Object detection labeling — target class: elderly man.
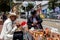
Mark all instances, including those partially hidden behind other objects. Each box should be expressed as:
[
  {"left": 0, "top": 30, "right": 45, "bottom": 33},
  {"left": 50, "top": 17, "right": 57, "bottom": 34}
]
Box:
[{"left": 0, "top": 13, "right": 18, "bottom": 40}]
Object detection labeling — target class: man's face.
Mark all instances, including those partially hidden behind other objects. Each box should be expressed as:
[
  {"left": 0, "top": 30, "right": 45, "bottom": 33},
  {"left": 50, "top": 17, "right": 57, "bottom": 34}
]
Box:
[{"left": 10, "top": 16, "right": 17, "bottom": 21}]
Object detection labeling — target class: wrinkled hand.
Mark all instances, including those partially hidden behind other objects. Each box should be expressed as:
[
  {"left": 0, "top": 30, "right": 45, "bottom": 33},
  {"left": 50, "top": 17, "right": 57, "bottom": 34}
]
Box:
[
  {"left": 15, "top": 21, "right": 20, "bottom": 28},
  {"left": 15, "top": 22, "right": 19, "bottom": 25},
  {"left": 31, "top": 24, "right": 34, "bottom": 26},
  {"left": 32, "top": 23, "right": 36, "bottom": 26}
]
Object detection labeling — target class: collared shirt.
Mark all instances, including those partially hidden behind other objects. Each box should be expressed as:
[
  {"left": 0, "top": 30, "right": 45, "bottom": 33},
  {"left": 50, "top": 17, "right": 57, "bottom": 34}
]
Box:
[
  {"left": 33, "top": 17, "right": 37, "bottom": 23},
  {"left": 0, "top": 18, "right": 17, "bottom": 40}
]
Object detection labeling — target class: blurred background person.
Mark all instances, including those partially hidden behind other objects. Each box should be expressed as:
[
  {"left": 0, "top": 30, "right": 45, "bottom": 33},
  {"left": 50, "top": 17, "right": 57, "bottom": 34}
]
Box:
[
  {"left": 27, "top": 10, "right": 43, "bottom": 29},
  {"left": 1, "top": 12, "right": 7, "bottom": 22},
  {"left": 55, "top": 6, "right": 60, "bottom": 14},
  {"left": 11, "top": 5, "right": 19, "bottom": 15}
]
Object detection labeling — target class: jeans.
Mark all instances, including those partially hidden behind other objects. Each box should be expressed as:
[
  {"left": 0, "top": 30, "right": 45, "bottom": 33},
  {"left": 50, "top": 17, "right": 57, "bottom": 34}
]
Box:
[{"left": 23, "top": 32, "right": 34, "bottom": 40}]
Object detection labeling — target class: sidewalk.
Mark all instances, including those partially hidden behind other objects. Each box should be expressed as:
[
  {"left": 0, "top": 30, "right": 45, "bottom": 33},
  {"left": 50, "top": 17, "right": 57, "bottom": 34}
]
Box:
[
  {"left": 43, "top": 18, "right": 60, "bottom": 23},
  {"left": 42, "top": 19, "right": 60, "bottom": 33},
  {"left": 42, "top": 19, "right": 60, "bottom": 28}
]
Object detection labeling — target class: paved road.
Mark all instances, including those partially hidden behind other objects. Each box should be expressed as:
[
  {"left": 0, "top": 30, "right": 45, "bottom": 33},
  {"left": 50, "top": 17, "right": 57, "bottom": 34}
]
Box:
[
  {"left": 42, "top": 19, "right": 60, "bottom": 34},
  {"left": 42, "top": 21, "right": 60, "bottom": 34}
]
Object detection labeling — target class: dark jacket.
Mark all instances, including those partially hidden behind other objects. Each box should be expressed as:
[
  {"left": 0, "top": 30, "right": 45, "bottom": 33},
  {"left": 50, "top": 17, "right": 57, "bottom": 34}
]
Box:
[
  {"left": 2, "top": 14, "right": 7, "bottom": 22},
  {"left": 27, "top": 15, "right": 43, "bottom": 29}
]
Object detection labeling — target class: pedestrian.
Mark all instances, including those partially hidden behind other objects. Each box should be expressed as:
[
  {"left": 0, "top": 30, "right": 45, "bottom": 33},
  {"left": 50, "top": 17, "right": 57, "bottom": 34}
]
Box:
[
  {"left": 27, "top": 10, "right": 43, "bottom": 29},
  {"left": 1, "top": 12, "right": 7, "bottom": 22},
  {"left": 11, "top": 5, "right": 19, "bottom": 15},
  {"left": 0, "top": 13, "right": 18, "bottom": 40},
  {"left": 55, "top": 6, "right": 60, "bottom": 14}
]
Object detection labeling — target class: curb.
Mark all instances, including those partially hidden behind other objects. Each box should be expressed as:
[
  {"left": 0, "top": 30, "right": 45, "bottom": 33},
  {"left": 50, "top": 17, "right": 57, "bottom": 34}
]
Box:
[{"left": 43, "top": 19, "right": 60, "bottom": 23}]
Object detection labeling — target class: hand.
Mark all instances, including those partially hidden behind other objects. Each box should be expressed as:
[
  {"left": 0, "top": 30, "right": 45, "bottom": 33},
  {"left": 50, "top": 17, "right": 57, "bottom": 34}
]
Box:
[
  {"left": 32, "top": 23, "right": 37, "bottom": 26},
  {"left": 15, "top": 22, "right": 19, "bottom": 25},
  {"left": 33, "top": 21, "right": 38, "bottom": 24},
  {"left": 31, "top": 24, "right": 34, "bottom": 26},
  {"left": 15, "top": 22, "right": 20, "bottom": 27}
]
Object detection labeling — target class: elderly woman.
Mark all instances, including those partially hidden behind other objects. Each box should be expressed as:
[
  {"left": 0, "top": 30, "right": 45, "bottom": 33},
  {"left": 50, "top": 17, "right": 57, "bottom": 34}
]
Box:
[{"left": 0, "top": 13, "right": 18, "bottom": 40}]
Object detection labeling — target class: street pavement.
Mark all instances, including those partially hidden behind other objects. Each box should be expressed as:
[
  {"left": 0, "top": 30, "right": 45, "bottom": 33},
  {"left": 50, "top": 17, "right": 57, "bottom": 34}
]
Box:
[{"left": 42, "top": 20, "right": 60, "bottom": 34}]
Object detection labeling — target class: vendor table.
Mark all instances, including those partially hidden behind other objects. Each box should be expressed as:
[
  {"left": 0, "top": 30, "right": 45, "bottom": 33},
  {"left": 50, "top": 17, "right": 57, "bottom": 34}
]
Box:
[{"left": 29, "top": 29, "right": 60, "bottom": 40}]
